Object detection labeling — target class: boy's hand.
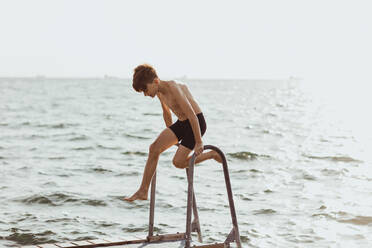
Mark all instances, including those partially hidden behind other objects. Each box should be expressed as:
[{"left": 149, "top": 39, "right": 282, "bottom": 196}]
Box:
[{"left": 194, "top": 142, "right": 204, "bottom": 156}]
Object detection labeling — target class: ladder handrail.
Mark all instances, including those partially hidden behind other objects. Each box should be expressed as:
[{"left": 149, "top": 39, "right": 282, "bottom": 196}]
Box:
[
  {"left": 185, "top": 145, "right": 242, "bottom": 248},
  {"left": 147, "top": 145, "right": 242, "bottom": 248},
  {"left": 148, "top": 171, "right": 156, "bottom": 237}
]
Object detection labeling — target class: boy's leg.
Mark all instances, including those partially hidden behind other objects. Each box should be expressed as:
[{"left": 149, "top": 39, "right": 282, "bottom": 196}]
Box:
[
  {"left": 124, "top": 128, "right": 178, "bottom": 202},
  {"left": 172, "top": 145, "right": 222, "bottom": 169}
]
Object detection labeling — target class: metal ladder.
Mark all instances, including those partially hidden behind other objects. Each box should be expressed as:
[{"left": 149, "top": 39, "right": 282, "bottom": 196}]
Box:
[{"left": 147, "top": 145, "right": 242, "bottom": 248}]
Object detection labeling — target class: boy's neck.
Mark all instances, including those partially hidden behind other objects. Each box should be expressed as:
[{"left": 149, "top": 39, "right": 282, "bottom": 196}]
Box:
[{"left": 157, "top": 80, "right": 167, "bottom": 94}]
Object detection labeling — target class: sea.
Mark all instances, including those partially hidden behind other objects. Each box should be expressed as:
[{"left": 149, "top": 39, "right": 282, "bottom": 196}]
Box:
[{"left": 0, "top": 77, "right": 371, "bottom": 248}]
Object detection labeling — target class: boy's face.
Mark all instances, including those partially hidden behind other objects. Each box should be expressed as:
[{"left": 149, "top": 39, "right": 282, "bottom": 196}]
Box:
[{"left": 142, "top": 79, "right": 157, "bottom": 98}]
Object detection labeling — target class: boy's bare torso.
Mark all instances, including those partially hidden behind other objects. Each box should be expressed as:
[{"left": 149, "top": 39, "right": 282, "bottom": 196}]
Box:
[{"left": 157, "top": 81, "right": 201, "bottom": 121}]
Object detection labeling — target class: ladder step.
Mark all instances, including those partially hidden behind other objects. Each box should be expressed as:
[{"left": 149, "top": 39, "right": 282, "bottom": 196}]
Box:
[
  {"left": 147, "top": 233, "right": 186, "bottom": 243},
  {"left": 192, "top": 243, "right": 226, "bottom": 248}
]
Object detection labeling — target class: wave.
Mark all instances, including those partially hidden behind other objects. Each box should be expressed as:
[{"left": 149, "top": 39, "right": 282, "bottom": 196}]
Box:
[
  {"left": 143, "top": 113, "right": 161, "bottom": 116},
  {"left": 57, "top": 173, "right": 74, "bottom": 178},
  {"left": 68, "top": 135, "right": 89, "bottom": 141},
  {"left": 339, "top": 216, "right": 372, "bottom": 226},
  {"left": 90, "top": 167, "right": 113, "bottom": 173},
  {"left": 27, "top": 134, "right": 49, "bottom": 140},
  {"left": 313, "top": 211, "right": 372, "bottom": 226},
  {"left": 122, "top": 226, "right": 148, "bottom": 233},
  {"left": 81, "top": 199, "right": 107, "bottom": 207},
  {"left": 4, "top": 230, "right": 57, "bottom": 246},
  {"left": 97, "top": 144, "right": 121, "bottom": 150},
  {"left": 36, "top": 123, "right": 79, "bottom": 129},
  {"left": 122, "top": 151, "right": 148, "bottom": 157},
  {"left": 304, "top": 154, "right": 362, "bottom": 163},
  {"left": 14, "top": 213, "right": 38, "bottom": 222},
  {"left": 28, "top": 193, "right": 72, "bottom": 205},
  {"left": 21, "top": 121, "right": 31, "bottom": 126},
  {"left": 240, "top": 235, "right": 249, "bottom": 243},
  {"left": 124, "top": 134, "right": 151, "bottom": 140},
  {"left": 71, "top": 146, "right": 95, "bottom": 151},
  {"left": 321, "top": 169, "right": 344, "bottom": 176},
  {"left": 236, "top": 193, "right": 252, "bottom": 201},
  {"left": 42, "top": 182, "right": 58, "bottom": 187},
  {"left": 16, "top": 193, "right": 108, "bottom": 207},
  {"left": 115, "top": 171, "right": 140, "bottom": 177},
  {"left": 227, "top": 151, "right": 271, "bottom": 160},
  {"left": 20, "top": 195, "right": 57, "bottom": 206},
  {"left": 253, "top": 209, "right": 277, "bottom": 215},
  {"left": 92, "top": 220, "right": 120, "bottom": 228},
  {"left": 48, "top": 157, "right": 66, "bottom": 160},
  {"left": 302, "top": 172, "right": 317, "bottom": 181},
  {"left": 45, "top": 217, "right": 78, "bottom": 223}
]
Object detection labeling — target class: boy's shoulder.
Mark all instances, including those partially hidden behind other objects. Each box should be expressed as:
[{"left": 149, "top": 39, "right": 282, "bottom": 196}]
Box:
[
  {"left": 172, "top": 80, "right": 189, "bottom": 90},
  {"left": 166, "top": 80, "right": 185, "bottom": 91}
]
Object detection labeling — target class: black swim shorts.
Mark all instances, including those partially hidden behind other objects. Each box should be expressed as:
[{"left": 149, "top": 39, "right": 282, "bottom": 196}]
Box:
[{"left": 169, "top": 113, "right": 207, "bottom": 150}]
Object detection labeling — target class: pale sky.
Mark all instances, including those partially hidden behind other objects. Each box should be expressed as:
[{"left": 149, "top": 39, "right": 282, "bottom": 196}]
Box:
[{"left": 0, "top": 0, "right": 371, "bottom": 83}]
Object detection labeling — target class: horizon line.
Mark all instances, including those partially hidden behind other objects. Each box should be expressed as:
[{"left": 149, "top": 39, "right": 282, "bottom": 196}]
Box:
[{"left": 0, "top": 75, "right": 302, "bottom": 81}]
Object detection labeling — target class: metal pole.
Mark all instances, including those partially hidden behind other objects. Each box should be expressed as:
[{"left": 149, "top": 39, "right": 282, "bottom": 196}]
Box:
[
  {"left": 186, "top": 168, "right": 202, "bottom": 243},
  {"left": 185, "top": 154, "right": 196, "bottom": 248},
  {"left": 148, "top": 171, "right": 157, "bottom": 238},
  {"left": 204, "top": 145, "right": 242, "bottom": 248},
  {"left": 192, "top": 191, "right": 202, "bottom": 242}
]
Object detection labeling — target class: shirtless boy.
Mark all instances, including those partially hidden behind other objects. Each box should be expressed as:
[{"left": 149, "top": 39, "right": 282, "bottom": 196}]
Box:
[{"left": 124, "top": 64, "right": 221, "bottom": 202}]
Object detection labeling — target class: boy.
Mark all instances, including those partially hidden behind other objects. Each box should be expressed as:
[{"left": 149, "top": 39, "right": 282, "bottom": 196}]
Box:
[{"left": 124, "top": 64, "right": 221, "bottom": 202}]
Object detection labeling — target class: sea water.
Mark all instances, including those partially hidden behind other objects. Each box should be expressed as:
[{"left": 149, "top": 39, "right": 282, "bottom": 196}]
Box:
[{"left": 0, "top": 78, "right": 371, "bottom": 247}]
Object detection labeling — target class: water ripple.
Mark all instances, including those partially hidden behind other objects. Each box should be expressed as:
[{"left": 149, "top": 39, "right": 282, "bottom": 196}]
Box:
[
  {"left": 36, "top": 123, "right": 79, "bottom": 129},
  {"left": 253, "top": 209, "right": 277, "bottom": 215},
  {"left": 4, "top": 230, "right": 57, "bottom": 246},
  {"left": 15, "top": 193, "right": 108, "bottom": 207},
  {"left": 124, "top": 134, "right": 150, "bottom": 140},
  {"left": 304, "top": 154, "right": 362, "bottom": 163},
  {"left": 122, "top": 151, "right": 148, "bottom": 156},
  {"left": 68, "top": 135, "right": 89, "bottom": 141},
  {"left": 97, "top": 145, "right": 121, "bottom": 150},
  {"left": 339, "top": 216, "right": 372, "bottom": 226},
  {"left": 227, "top": 151, "right": 271, "bottom": 160},
  {"left": 71, "top": 146, "right": 95, "bottom": 151}
]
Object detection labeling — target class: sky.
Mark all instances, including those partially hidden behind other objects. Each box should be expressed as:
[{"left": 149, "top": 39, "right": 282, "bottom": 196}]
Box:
[{"left": 0, "top": 0, "right": 371, "bottom": 83}]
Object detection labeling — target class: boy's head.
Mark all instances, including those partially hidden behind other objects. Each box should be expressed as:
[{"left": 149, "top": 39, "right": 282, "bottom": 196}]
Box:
[{"left": 132, "top": 64, "right": 158, "bottom": 96}]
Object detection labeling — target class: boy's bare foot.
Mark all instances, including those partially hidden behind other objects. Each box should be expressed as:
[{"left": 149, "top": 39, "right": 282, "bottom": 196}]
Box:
[
  {"left": 123, "top": 190, "right": 148, "bottom": 202},
  {"left": 212, "top": 151, "right": 223, "bottom": 163}
]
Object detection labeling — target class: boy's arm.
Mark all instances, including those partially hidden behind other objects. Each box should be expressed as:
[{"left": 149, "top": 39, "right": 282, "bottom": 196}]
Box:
[
  {"left": 172, "top": 86, "right": 203, "bottom": 155},
  {"left": 159, "top": 97, "right": 172, "bottom": 127}
]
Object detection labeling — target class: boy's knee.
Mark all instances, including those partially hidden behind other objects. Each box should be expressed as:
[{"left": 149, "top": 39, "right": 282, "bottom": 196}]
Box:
[
  {"left": 172, "top": 157, "right": 186, "bottom": 169},
  {"left": 149, "top": 142, "right": 161, "bottom": 156}
]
